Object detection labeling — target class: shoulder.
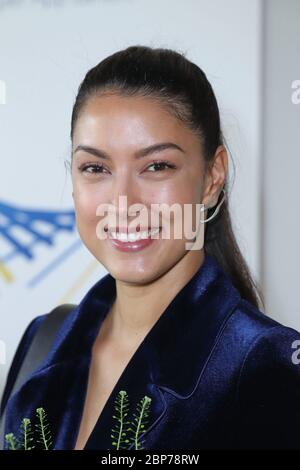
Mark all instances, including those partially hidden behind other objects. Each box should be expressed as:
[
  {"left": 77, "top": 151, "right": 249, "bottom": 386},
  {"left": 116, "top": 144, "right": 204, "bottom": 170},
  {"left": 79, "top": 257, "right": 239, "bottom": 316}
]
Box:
[
  {"left": 0, "top": 314, "right": 47, "bottom": 415},
  {"left": 225, "top": 297, "right": 300, "bottom": 349},
  {"left": 228, "top": 299, "right": 300, "bottom": 448},
  {"left": 228, "top": 298, "right": 300, "bottom": 395}
]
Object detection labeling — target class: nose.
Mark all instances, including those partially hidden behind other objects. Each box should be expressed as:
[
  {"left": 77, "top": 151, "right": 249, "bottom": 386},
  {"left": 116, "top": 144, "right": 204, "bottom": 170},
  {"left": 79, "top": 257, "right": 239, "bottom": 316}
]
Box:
[{"left": 110, "top": 172, "right": 144, "bottom": 223}]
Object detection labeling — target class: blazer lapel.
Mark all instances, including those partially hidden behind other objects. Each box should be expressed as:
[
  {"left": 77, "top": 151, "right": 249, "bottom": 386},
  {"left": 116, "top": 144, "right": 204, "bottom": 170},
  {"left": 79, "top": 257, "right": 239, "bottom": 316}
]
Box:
[
  {"left": 4, "top": 271, "right": 116, "bottom": 450},
  {"left": 4, "top": 254, "right": 242, "bottom": 450},
  {"left": 84, "top": 254, "right": 242, "bottom": 450}
]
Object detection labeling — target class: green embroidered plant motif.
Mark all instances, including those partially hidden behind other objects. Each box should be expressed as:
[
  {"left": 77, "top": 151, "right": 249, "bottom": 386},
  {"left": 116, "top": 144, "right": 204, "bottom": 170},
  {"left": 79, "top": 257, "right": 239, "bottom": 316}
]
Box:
[
  {"left": 20, "top": 418, "right": 35, "bottom": 450},
  {"left": 5, "top": 407, "right": 53, "bottom": 450},
  {"left": 111, "top": 390, "right": 152, "bottom": 450},
  {"left": 35, "top": 407, "right": 53, "bottom": 450},
  {"left": 5, "top": 391, "right": 152, "bottom": 450},
  {"left": 5, "top": 433, "right": 19, "bottom": 450}
]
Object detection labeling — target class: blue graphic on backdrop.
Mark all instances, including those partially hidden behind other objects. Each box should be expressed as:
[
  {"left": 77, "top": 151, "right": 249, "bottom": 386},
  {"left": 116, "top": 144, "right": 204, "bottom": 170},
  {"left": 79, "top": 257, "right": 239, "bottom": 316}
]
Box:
[{"left": 0, "top": 200, "right": 80, "bottom": 287}]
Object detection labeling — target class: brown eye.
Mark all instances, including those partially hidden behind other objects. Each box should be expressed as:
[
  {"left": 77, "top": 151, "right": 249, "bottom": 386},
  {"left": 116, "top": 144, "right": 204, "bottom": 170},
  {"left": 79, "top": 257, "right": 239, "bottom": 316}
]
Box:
[
  {"left": 79, "top": 164, "right": 108, "bottom": 174},
  {"left": 146, "top": 161, "right": 176, "bottom": 172}
]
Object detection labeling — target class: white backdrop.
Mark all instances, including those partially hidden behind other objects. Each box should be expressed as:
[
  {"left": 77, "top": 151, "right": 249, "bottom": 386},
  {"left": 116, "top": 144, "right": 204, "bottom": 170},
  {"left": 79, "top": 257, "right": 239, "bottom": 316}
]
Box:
[{"left": 0, "top": 0, "right": 262, "bottom": 394}]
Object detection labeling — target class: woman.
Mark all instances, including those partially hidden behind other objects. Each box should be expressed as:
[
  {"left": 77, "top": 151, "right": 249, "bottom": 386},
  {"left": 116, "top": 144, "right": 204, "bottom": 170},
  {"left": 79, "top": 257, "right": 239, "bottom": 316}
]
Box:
[{"left": 1, "top": 45, "right": 300, "bottom": 450}]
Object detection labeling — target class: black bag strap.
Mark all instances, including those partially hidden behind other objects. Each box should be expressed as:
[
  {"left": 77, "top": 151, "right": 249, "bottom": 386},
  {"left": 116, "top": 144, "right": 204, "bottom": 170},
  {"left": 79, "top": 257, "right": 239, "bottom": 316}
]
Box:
[{"left": 0, "top": 303, "right": 76, "bottom": 450}]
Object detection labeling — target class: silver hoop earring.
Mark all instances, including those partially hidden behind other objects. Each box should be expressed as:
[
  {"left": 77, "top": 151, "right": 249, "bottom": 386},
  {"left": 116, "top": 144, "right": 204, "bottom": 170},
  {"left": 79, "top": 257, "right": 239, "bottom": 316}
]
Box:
[{"left": 200, "top": 188, "right": 226, "bottom": 223}]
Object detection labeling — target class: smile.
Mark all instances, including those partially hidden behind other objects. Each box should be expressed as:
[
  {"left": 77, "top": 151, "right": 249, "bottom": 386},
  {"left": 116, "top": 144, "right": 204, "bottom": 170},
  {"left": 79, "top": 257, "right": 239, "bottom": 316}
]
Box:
[
  {"left": 106, "top": 227, "right": 162, "bottom": 253},
  {"left": 108, "top": 227, "right": 160, "bottom": 242}
]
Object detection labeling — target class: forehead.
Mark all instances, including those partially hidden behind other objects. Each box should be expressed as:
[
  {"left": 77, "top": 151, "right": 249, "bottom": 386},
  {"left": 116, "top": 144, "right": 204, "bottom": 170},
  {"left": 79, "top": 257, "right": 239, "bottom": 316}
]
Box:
[{"left": 72, "top": 93, "right": 201, "bottom": 152}]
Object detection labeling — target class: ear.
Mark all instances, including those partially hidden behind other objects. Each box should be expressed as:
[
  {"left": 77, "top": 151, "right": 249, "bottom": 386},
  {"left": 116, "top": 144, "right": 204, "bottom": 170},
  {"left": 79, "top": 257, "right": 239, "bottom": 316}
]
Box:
[{"left": 201, "top": 145, "right": 228, "bottom": 207}]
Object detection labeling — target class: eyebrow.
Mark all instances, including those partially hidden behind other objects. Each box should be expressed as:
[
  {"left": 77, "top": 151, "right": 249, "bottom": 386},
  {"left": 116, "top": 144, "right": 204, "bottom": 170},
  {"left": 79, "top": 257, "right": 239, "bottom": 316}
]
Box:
[{"left": 73, "top": 142, "right": 185, "bottom": 160}]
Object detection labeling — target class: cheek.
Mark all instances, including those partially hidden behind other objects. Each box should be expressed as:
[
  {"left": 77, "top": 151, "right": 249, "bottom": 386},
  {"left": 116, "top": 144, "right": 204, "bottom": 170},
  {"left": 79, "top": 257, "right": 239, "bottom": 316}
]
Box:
[
  {"left": 73, "top": 188, "right": 105, "bottom": 226},
  {"left": 149, "top": 180, "right": 200, "bottom": 207},
  {"left": 149, "top": 181, "right": 202, "bottom": 235}
]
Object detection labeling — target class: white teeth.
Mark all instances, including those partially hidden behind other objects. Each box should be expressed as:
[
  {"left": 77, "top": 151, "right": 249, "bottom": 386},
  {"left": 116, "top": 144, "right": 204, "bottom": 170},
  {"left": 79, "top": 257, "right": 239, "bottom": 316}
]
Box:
[{"left": 109, "top": 227, "right": 160, "bottom": 242}]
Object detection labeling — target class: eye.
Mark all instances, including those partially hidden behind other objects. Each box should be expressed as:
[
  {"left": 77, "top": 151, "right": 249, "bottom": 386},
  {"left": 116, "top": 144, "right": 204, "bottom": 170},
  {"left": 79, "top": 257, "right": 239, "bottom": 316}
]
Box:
[
  {"left": 79, "top": 163, "right": 108, "bottom": 174},
  {"left": 146, "top": 161, "right": 176, "bottom": 172},
  {"left": 78, "top": 160, "right": 176, "bottom": 176}
]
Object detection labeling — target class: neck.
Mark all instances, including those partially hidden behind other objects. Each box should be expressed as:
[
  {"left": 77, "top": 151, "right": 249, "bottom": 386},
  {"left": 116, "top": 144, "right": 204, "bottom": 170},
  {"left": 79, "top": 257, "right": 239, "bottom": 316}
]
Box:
[{"left": 103, "top": 249, "right": 205, "bottom": 349}]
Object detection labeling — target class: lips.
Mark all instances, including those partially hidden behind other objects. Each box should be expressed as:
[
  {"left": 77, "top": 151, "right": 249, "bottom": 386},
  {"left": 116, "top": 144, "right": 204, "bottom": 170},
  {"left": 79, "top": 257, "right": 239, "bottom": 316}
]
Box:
[
  {"left": 106, "top": 227, "right": 162, "bottom": 252},
  {"left": 108, "top": 227, "right": 160, "bottom": 240}
]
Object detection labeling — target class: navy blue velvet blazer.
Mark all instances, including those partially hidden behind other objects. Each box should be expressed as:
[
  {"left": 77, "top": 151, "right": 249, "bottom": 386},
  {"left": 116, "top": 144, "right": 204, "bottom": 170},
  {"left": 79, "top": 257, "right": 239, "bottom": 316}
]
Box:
[{"left": 2, "top": 254, "right": 300, "bottom": 450}]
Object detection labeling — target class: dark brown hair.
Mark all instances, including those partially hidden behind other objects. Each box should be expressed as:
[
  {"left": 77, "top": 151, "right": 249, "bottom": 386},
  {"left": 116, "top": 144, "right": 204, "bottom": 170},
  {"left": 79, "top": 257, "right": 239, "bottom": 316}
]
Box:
[{"left": 70, "top": 45, "right": 265, "bottom": 311}]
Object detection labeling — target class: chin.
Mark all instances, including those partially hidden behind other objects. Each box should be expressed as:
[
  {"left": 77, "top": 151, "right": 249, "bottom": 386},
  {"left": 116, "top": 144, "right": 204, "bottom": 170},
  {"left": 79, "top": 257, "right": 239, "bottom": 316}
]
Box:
[{"left": 106, "top": 262, "right": 162, "bottom": 286}]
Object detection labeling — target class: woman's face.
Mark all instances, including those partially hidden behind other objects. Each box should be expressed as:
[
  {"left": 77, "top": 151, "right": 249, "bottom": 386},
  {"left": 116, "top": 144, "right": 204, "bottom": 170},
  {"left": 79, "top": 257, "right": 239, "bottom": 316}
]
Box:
[{"left": 71, "top": 93, "right": 216, "bottom": 284}]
